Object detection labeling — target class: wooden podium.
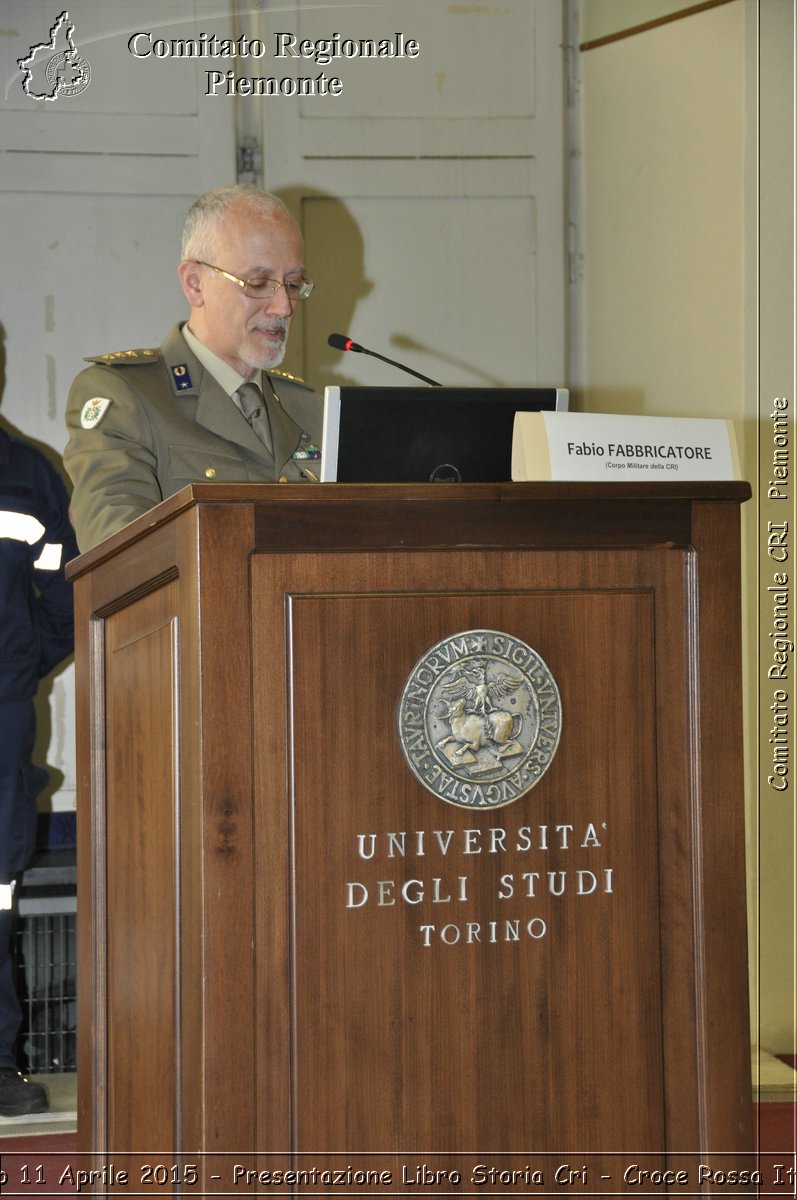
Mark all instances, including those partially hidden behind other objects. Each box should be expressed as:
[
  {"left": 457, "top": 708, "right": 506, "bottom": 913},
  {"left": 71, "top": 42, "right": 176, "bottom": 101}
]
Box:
[{"left": 69, "top": 482, "right": 755, "bottom": 1193}]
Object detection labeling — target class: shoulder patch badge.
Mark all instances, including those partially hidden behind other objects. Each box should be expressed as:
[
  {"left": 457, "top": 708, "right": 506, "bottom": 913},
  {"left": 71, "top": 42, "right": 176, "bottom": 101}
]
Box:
[{"left": 80, "top": 397, "right": 112, "bottom": 429}]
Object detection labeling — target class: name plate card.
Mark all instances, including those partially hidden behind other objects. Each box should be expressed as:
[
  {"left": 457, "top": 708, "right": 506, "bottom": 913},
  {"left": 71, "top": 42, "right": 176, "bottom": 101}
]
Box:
[{"left": 512, "top": 411, "right": 740, "bottom": 482}]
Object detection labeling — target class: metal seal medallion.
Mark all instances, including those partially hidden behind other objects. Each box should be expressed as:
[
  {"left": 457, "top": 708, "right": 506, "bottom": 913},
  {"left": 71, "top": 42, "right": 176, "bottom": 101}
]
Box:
[{"left": 397, "top": 630, "right": 562, "bottom": 810}]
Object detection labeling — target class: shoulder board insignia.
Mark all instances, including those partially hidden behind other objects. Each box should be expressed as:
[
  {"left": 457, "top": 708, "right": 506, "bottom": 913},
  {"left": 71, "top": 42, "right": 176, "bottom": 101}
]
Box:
[
  {"left": 269, "top": 367, "right": 305, "bottom": 384},
  {"left": 85, "top": 348, "right": 158, "bottom": 365}
]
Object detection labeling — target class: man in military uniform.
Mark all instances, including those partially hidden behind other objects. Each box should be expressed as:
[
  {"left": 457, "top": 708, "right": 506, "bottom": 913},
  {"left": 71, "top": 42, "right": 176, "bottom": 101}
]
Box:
[{"left": 64, "top": 184, "right": 322, "bottom": 552}]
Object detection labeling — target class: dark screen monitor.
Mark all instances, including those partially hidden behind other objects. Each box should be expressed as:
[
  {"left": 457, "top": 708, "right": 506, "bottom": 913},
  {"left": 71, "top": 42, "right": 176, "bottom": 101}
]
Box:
[{"left": 320, "top": 385, "right": 569, "bottom": 483}]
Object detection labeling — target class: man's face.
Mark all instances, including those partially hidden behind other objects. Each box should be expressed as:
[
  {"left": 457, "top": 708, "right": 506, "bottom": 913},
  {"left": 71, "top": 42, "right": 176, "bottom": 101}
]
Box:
[{"left": 182, "top": 203, "right": 306, "bottom": 377}]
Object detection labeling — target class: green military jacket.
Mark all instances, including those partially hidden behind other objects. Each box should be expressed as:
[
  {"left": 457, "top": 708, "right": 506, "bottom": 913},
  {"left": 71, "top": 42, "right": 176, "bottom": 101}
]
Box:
[{"left": 64, "top": 323, "right": 322, "bottom": 551}]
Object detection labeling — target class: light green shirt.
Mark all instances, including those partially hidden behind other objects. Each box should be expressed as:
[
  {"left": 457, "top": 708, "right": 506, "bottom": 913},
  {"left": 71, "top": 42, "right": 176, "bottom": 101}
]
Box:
[{"left": 182, "top": 324, "right": 253, "bottom": 415}]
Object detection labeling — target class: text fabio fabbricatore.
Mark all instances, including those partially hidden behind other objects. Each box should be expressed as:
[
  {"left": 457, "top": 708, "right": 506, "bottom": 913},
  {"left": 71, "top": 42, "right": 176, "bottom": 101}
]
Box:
[{"left": 128, "top": 31, "right": 420, "bottom": 96}]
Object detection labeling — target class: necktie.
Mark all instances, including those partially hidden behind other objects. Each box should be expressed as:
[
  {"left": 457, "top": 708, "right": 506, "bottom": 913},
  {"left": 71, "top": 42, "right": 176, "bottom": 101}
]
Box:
[{"left": 237, "top": 380, "right": 273, "bottom": 453}]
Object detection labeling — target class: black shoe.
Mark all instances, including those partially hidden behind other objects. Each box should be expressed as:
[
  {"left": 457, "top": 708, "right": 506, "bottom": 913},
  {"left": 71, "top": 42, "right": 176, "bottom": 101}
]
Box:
[{"left": 0, "top": 1068, "right": 49, "bottom": 1117}]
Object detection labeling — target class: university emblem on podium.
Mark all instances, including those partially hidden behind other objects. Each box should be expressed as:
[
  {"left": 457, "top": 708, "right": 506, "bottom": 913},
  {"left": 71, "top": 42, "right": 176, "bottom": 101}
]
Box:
[{"left": 397, "top": 630, "right": 562, "bottom": 809}]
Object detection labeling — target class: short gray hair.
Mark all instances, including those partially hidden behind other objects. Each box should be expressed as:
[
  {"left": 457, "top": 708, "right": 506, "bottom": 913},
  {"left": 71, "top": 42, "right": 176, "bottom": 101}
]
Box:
[{"left": 181, "top": 184, "right": 294, "bottom": 261}]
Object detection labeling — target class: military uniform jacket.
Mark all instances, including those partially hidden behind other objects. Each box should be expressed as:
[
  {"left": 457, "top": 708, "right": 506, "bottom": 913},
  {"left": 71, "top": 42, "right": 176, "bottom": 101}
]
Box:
[{"left": 64, "top": 323, "right": 323, "bottom": 552}]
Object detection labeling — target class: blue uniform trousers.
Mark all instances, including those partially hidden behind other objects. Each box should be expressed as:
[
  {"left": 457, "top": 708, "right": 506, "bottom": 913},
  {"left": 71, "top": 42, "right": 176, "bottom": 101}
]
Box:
[{"left": 0, "top": 699, "right": 47, "bottom": 1069}]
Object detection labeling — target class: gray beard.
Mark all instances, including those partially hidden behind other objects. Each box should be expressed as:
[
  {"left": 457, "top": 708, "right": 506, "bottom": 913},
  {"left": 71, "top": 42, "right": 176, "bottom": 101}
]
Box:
[
  {"left": 243, "top": 321, "right": 289, "bottom": 371},
  {"left": 246, "top": 343, "right": 286, "bottom": 370}
]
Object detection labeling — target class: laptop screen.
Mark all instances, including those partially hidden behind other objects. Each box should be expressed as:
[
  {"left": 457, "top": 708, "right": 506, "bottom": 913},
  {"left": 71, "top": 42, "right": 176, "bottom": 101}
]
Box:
[{"left": 321, "top": 386, "right": 568, "bottom": 483}]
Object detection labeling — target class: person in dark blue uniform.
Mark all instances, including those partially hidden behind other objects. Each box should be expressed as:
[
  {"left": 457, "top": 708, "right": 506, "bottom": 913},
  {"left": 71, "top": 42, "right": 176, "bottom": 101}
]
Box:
[{"left": 0, "top": 425, "right": 78, "bottom": 1117}]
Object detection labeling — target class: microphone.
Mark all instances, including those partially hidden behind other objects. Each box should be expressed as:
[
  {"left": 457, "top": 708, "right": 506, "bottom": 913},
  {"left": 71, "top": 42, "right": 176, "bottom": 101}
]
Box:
[{"left": 328, "top": 332, "right": 441, "bottom": 387}]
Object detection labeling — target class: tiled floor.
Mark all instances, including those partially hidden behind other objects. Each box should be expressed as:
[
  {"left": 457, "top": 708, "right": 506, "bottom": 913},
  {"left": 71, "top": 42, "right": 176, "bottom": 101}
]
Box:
[{"left": 0, "top": 1072, "right": 76, "bottom": 1139}]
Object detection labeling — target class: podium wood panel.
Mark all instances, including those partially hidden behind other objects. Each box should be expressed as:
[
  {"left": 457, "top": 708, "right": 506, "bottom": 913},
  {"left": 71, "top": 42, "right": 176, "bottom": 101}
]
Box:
[
  {"left": 105, "top": 586, "right": 179, "bottom": 1148},
  {"left": 69, "top": 483, "right": 754, "bottom": 1192},
  {"left": 263, "top": 572, "right": 662, "bottom": 1153}
]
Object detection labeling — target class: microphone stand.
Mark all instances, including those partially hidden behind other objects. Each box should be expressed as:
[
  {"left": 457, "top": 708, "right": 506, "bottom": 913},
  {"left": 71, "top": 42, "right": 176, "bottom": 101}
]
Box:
[{"left": 328, "top": 334, "right": 442, "bottom": 387}]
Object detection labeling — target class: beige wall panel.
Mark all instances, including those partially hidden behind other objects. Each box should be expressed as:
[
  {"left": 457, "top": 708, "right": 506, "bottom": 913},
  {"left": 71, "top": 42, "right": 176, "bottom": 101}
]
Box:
[
  {"left": 754, "top": 0, "right": 796, "bottom": 1056},
  {"left": 580, "top": 0, "right": 730, "bottom": 44},
  {"left": 578, "top": 0, "right": 796, "bottom": 1054},
  {"left": 579, "top": 1, "right": 744, "bottom": 419}
]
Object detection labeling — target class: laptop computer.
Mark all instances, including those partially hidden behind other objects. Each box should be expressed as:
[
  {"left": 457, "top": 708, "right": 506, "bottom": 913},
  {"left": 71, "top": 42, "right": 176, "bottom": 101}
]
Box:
[{"left": 321, "top": 385, "right": 569, "bottom": 483}]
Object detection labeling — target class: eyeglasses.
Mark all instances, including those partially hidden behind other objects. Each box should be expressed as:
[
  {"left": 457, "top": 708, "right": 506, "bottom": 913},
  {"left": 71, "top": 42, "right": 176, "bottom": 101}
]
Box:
[{"left": 199, "top": 261, "right": 315, "bottom": 301}]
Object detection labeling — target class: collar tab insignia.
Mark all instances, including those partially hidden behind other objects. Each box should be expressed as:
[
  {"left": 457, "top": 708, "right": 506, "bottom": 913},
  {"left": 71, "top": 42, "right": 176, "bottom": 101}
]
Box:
[{"left": 171, "top": 363, "right": 193, "bottom": 391}]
